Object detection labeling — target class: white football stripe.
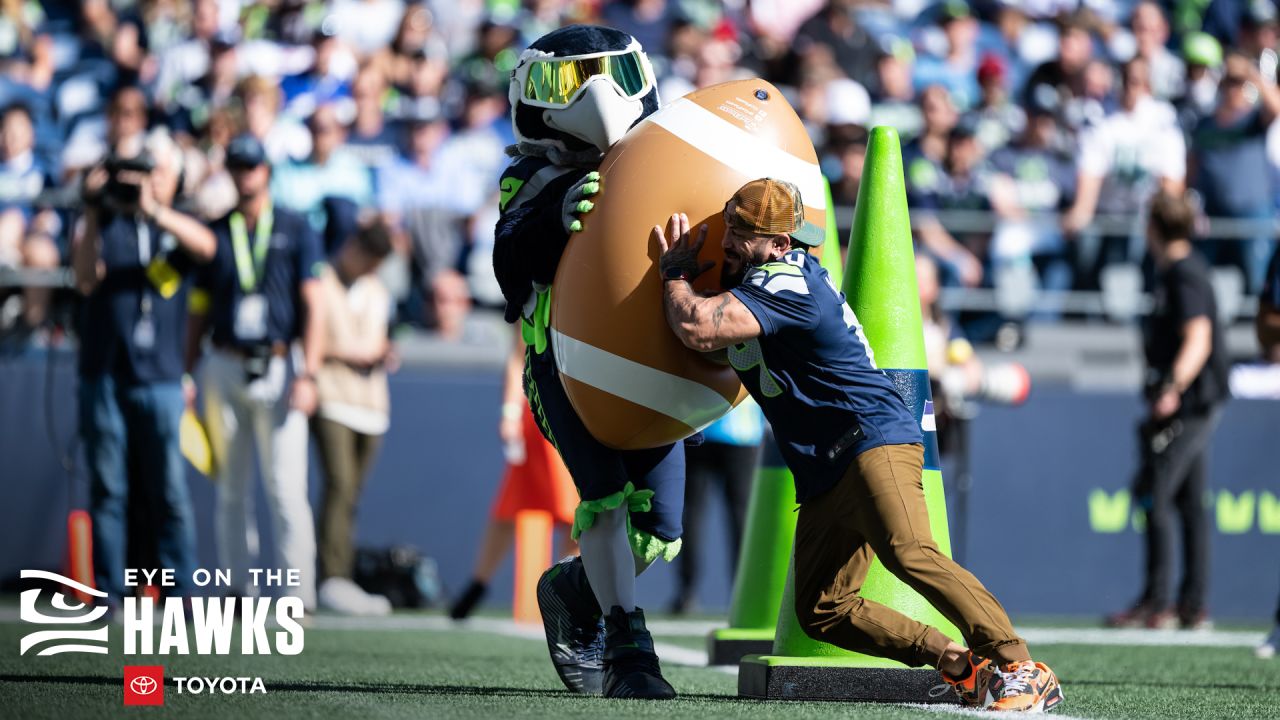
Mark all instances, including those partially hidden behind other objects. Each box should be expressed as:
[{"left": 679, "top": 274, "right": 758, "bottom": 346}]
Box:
[
  {"left": 550, "top": 328, "right": 732, "bottom": 432},
  {"left": 648, "top": 98, "right": 826, "bottom": 210}
]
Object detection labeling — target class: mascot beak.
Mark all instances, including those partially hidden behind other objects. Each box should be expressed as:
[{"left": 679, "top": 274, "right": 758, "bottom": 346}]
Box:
[{"left": 544, "top": 80, "right": 644, "bottom": 153}]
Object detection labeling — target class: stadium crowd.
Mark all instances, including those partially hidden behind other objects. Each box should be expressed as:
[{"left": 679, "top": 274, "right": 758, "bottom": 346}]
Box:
[{"left": 2, "top": 0, "right": 1280, "bottom": 348}]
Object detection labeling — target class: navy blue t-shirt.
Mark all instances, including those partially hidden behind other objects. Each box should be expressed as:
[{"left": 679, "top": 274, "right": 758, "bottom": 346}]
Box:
[
  {"left": 728, "top": 250, "right": 923, "bottom": 503},
  {"left": 196, "top": 205, "right": 324, "bottom": 349},
  {"left": 79, "top": 213, "right": 197, "bottom": 385},
  {"left": 1192, "top": 109, "right": 1273, "bottom": 217}
]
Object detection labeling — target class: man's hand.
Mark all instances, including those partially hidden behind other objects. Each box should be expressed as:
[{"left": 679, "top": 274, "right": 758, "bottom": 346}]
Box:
[
  {"left": 654, "top": 213, "right": 714, "bottom": 282},
  {"left": 290, "top": 376, "right": 318, "bottom": 416},
  {"left": 1151, "top": 385, "right": 1181, "bottom": 421},
  {"left": 562, "top": 171, "right": 600, "bottom": 233},
  {"left": 81, "top": 165, "right": 109, "bottom": 204}
]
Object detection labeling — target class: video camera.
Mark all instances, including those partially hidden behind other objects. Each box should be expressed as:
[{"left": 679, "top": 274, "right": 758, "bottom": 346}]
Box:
[{"left": 93, "top": 152, "right": 156, "bottom": 211}]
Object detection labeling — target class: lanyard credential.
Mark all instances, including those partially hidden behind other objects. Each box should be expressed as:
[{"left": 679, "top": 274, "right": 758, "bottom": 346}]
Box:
[{"left": 230, "top": 203, "right": 274, "bottom": 292}]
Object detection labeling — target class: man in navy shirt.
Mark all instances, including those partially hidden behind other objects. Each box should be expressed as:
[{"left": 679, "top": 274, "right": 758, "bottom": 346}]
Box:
[
  {"left": 657, "top": 179, "right": 1061, "bottom": 712},
  {"left": 186, "top": 134, "right": 325, "bottom": 610},
  {"left": 71, "top": 130, "right": 216, "bottom": 606}
]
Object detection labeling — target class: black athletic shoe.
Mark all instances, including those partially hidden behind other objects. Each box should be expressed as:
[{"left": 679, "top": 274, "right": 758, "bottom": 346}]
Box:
[
  {"left": 602, "top": 606, "right": 676, "bottom": 700},
  {"left": 449, "top": 579, "right": 487, "bottom": 620},
  {"left": 536, "top": 556, "right": 604, "bottom": 694}
]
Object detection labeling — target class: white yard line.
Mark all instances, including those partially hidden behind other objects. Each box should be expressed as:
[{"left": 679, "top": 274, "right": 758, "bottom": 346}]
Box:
[{"left": 901, "top": 703, "right": 1091, "bottom": 720}]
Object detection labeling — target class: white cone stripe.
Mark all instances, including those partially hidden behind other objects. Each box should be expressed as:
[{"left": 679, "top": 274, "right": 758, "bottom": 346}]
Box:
[
  {"left": 647, "top": 98, "right": 826, "bottom": 211},
  {"left": 550, "top": 328, "right": 732, "bottom": 432}
]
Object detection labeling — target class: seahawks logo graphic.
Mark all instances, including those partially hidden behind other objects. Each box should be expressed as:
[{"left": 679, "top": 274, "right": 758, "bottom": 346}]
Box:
[{"left": 19, "top": 570, "right": 110, "bottom": 656}]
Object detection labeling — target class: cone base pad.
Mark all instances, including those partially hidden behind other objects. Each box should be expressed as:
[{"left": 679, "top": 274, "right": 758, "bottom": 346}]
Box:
[
  {"left": 707, "top": 630, "right": 774, "bottom": 666},
  {"left": 738, "top": 656, "right": 957, "bottom": 703}
]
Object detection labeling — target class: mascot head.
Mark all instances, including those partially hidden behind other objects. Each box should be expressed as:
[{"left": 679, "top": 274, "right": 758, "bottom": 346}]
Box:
[{"left": 510, "top": 24, "right": 659, "bottom": 155}]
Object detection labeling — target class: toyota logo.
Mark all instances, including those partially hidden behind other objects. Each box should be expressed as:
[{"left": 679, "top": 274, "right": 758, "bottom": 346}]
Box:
[{"left": 131, "top": 676, "right": 158, "bottom": 695}]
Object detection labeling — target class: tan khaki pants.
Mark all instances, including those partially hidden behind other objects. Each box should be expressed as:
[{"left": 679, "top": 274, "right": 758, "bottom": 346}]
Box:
[{"left": 794, "top": 443, "right": 1031, "bottom": 667}]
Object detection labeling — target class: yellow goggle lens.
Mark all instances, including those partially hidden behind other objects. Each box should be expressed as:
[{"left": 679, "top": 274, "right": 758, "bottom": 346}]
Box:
[{"left": 524, "top": 51, "right": 649, "bottom": 106}]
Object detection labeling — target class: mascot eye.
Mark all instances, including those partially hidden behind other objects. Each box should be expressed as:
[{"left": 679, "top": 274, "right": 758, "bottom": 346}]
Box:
[{"left": 524, "top": 51, "right": 650, "bottom": 107}]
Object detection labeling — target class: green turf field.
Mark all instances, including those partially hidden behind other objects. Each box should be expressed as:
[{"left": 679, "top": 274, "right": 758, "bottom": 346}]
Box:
[{"left": 2, "top": 614, "right": 1277, "bottom": 719}]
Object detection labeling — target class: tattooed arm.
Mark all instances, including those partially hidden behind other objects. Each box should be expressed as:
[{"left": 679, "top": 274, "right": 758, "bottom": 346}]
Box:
[
  {"left": 662, "top": 281, "right": 762, "bottom": 352},
  {"left": 655, "top": 212, "right": 761, "bottom": 352}
]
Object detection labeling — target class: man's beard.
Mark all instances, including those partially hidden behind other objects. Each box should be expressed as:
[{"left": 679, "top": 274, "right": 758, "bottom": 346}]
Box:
[{"left": 720, "top": 248, "right": 768, "bottom": 288}]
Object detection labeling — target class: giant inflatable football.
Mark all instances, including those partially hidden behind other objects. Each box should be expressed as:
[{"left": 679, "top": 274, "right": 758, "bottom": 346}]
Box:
[{"left": 550, "top": 79, "right": 827, "bottom": 449}]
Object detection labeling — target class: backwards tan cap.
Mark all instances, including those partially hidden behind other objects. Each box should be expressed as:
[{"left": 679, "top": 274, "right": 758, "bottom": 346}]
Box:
[{"left": 723, "top": 178, "right": 824, "bottom": 247}]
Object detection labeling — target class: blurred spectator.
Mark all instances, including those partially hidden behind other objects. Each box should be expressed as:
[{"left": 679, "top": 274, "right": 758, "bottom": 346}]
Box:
[
  {"left": 914, "top": 0, "right": 982, "bottom": 111},
  {"left": 167, "top": 32, "right": 240, "bottom": 141},
  {"left": 1176, "top": 32, "right": 1226, "bottom": 135},
  {"left": 281, "top": 22, "right": 356, "bottom": 121},
  {"left": 868, "top": 37, "right": 923, "bottom": 141},
  {"left": 384, "top": 38, "right": 449, "bottom": 126},
  {"left": 1108, "top": 190, "right": 1228, "bottom": 631},
  {"left": 0, "top": 101, "right": 59, "bottom": 336},
  {"left": 0, "top": 103, "right": 47, "bottom": 245},
  {"left": 239, "top": 74, "right": 312, "bottom": 165},
  {"left": 1236, "top": 1, "right": 1280, "bottom": 64},
  {"left": 63, "top": 85, "right": 150, "bottom": 178},
  {"left": 72, "top": 129, "right": 216, "bottom": 606},
  {"left": 600, "top": 0, "right": 680, "bottom": 62},
  {"left": 825, "top": 122, "right": 868, "bottom": 210},
  {"left": 1023, "top": 11, "right": 1095, "bottom": 129},
  {"left": 313, "top": 217, "right": 396, "bottom": 616},
  {"left": 792, "top": 0, "right": 880, "bottom": 89},
  {"left": 907, "top": 86, "right": 985, "bottom": 288},
  {"left": 345, "top": 63, "right": 399, "bottom": 169},
  {"left": 670, "top": 398, "right": 764, "bottom": 615},
  {"left": 330, "top": 0, "right": 407, "bottom": 57},
  {"left": 186, "top": 134, "right": 324, "bottom": 610},
  {"left": 968, "top": 53, "right": 1025, "bottom": 153},
  {"left": 986, "top": 91, "right": 1077, "bottom": 303},
  {"left": 1063, "top": 57, "right": 1185, "bottom": 289},
  {"left": 271, "top": 104, "right": 374, "bottom": 235},
  {"left": 1189, "top": 52, "right": 1280, "bottom": 293},
  {"left": 1128, "top": 2, "right": 1185, "bottom": 101},
  {"left": 154, "top": 0, "right": 224, "bottom": 112}
]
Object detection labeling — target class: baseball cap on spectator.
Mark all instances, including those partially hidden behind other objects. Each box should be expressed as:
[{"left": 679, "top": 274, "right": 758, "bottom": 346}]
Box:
[
  {"left": 949, "top": 115, "right": 979, "bottom": 141},
  {"left": 313, "top": 15, "right": 338, "bottom": 43},
  {"left": 225, "top": 134, "right": 267, "bottom": 169},
  {"left": 1182, "top": 32, "right": 1223, "bottom": 69},
  {"left": 725, "top": 178, "right": 823, "bottom": 247},
  {"left": 938, "top": 0, "right": 972, "bottom": 24},
  {"left": 826, "top": 78, "right": 871, "bottom": 127},
  {"left": 877, "top": 35, "right": 915, "bottom": 64},
  {"left": 1244, "top": 0, "right": 1279, "bottom": 28},
  {"left": 977, "top": 54, "right": 1007, "bottom": 86}
]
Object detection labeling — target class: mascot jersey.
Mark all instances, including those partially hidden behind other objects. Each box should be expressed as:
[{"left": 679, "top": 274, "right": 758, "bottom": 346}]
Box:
[{"left": 491, "top": 24, "right": 685, "bottom": 559}]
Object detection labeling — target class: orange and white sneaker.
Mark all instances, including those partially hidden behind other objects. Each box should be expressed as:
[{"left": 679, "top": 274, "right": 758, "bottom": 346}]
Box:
[
  {"left": 987, "top": 660, "right": 1064, "bottom": 713},
  {"left": 940, "top": 652, "right": 994, "bottom": 707}
]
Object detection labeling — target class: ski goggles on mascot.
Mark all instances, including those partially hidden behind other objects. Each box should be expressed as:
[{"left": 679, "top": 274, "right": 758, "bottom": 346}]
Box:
[{"left": 520, "top": 48, "right": 653, "bottom": 108}]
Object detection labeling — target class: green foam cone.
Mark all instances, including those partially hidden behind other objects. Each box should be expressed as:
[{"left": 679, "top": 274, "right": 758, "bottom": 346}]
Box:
[
  {"left": 707, "top": 441, "right": 798, "bottom": 664},
  {"left": 750, "top": 126, "right": 960, "bottom": 677},
  {"left": 818, "top": 176, "right": 844, "bottom": 290}
]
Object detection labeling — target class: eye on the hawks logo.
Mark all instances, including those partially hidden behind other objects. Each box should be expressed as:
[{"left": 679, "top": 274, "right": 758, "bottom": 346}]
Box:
[
  {"left": 124, "top": 666, "right": 165, "bottom": 706},
  {"left": 18, "top": 570, "right": 109, "bottom": 656}
]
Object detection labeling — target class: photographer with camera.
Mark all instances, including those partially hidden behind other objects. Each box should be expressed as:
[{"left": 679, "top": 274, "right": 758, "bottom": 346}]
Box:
[
  {"left": 71, "top": 127, "right": 216, "bottom": 608},
  {"left": 184, "top": 134, "right": 325, "bottom": 610},
  {"left": 1108, "top": 190, "right": 1229, "bottom": 631}
]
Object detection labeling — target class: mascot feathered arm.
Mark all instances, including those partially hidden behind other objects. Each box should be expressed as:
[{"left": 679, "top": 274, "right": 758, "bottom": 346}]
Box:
[{"left": 492, "top": 157, "right": 588, "bottom": 323}]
